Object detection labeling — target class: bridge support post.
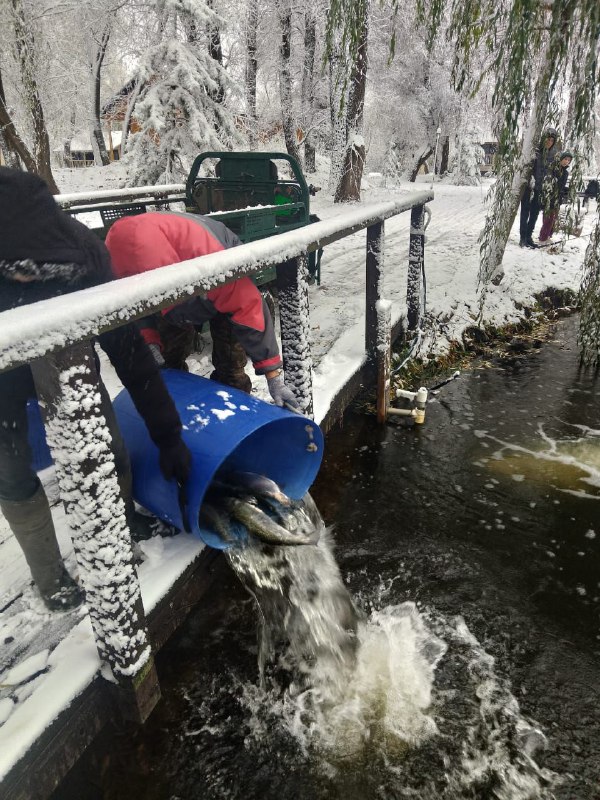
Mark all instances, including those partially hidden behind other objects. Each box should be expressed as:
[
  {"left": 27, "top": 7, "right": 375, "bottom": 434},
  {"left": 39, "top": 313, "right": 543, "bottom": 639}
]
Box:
[
  {"left": 276, "top": 254, "right": 314, "bottom": 417},
  {"left": 31, "top": 342, "right": 160, "bottom": 724},
  {"left": 407, "top": 204, "right": 425, "bottom": 332},
  {"left": 366, "top": 221, "right": 390, "bottom": 423}
]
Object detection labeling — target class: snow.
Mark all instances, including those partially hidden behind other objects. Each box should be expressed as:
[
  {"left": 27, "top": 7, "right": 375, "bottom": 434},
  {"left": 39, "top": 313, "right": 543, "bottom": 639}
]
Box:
[
  {"left": 0, "top": 162, "right": 596, "bottom": 784},
  {"left": 56, "top": 183, "right": 186, "bottom": 208}
]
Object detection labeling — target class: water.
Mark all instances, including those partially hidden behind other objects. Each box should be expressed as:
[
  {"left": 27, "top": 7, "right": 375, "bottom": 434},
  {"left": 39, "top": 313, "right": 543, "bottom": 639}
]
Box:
[{"left": 56, "top": 316, "right": 600, "bottom": 799}]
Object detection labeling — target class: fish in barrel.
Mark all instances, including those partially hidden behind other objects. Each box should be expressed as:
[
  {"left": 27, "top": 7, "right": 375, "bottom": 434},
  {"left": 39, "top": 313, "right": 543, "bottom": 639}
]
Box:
[{"left": 199, "top": 471, "right": 321, "bottom": 547}]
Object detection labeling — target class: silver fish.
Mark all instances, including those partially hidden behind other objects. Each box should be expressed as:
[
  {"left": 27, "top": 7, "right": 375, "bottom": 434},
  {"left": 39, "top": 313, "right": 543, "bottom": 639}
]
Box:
[
  {"left": 199, "top": 503, "right": 238, "bottom": 545},
  {"left": 222, "top": 496, "right": 318, "bottom": 546},
  {"left": 216, "top": 471, "right": 292, "bottom": 507}
]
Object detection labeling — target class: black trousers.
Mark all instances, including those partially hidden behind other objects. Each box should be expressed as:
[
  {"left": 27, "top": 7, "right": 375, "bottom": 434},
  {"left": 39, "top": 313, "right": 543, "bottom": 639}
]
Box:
[
  {"left": 0, "top": 366, "right": 130, "bottom": 502},
  {"left": 157, "top": 313, "right": 252, "bottom": 394},
  {"left": 520, "top": 189, "right": 542, "bottom": 240}
]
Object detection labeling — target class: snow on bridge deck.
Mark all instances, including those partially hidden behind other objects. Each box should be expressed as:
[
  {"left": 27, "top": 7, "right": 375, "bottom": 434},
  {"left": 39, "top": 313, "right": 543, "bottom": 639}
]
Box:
[{"left": 0, "top": 179, "right": 594, "bottom": 793}]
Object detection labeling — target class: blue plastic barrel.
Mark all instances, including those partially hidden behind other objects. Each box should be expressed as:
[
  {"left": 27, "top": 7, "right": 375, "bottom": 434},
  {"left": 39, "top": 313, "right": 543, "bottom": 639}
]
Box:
[
  {"left": 113, "top": 370, "right": 324, "bottom": 549},
  {"left": 27, "top": 399, "right": 53, "bottom": 473}
]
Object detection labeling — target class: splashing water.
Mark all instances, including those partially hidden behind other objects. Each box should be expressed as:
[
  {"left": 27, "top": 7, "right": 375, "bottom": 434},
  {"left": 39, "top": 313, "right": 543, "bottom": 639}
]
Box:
[
  {"left": 225, "top": 497, "right": 447, "bottom": 760},
  {"left": 222, "top": 497, "right": 558, "bottom": 798}
]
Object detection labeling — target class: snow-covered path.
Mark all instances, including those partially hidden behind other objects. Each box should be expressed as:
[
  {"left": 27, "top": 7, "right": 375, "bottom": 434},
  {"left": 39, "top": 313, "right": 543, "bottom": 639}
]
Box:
[{"left": 0, "top": 168, "right": 595, "bottom": 784}]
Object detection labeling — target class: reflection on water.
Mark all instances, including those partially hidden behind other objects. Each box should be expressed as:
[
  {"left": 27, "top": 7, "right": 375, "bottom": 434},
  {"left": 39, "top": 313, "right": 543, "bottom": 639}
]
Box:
[{"left": 481, "top": 422, "right": 600, "bottom": 499}]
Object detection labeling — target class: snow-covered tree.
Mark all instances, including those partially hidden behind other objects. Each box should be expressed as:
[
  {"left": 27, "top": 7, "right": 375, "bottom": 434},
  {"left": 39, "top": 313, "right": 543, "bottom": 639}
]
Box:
[
  {"left": 326, "top": 0, "right": 370, "bottom": 202},
  {"left": 125, "top": 0, "right": 243, "bottom": 186},
  {"left": 449, "top": 124, "right": 484, "bottom": 185},
  {"left": 2, "top": 0, "right": 59, "bottom": 191}
]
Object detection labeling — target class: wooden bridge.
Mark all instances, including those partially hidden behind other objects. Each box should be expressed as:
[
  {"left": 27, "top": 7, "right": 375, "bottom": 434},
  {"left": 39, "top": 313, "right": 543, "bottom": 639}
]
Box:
[{"left": 0, "top": 185, "right": 432, "bottom": 799}]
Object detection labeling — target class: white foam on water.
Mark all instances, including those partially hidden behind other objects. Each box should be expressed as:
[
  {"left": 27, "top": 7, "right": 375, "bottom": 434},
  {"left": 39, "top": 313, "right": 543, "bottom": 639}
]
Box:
[{"left": 225, "top": 500, "right": 558, "bottom": 797}]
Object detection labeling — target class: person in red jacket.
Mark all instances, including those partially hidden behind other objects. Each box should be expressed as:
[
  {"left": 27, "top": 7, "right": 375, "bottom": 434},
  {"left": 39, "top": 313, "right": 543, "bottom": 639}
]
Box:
[{"left": 105, "top": 211, "right": 299, "bottom": 410}]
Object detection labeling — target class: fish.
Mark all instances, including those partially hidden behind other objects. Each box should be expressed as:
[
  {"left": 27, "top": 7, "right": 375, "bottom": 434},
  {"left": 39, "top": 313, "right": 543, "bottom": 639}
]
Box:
[
  {"left": 221, "top": 496, "right": 319, "bottom": 547},
  {"left": 199, "top": 503, "right": 239, "bottom": 545},
  {"left": 214, "top": 471, "right": 292, "bottom": 507},
  {"left": 200, "top": 471, "right": 320, "bottom": 547}
]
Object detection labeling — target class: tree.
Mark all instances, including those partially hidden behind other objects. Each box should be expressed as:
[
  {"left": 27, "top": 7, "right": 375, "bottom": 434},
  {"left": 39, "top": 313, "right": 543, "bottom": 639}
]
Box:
[
  {"left": 415, "top": 0, "right": 600, "bottom": 294},
  {"left": 6, "top": 0, "right": 59, "bottom": 192},
  {"left": 244, "top": 0, "right": 258, "bottom": 144},
  {"left": 125, "top": 0, "right": 243, "bottom": 186},
  {"left": 449, "top": 123, "right": 484, "bottom": 185},
  {"left": 326, "top": 0, "right": 370, "bottom": 202},
  {"left": 277, "top": 0, "right": 302, "bottom": 166},
  {"left": 301, "top": 10, "right": 317, "bottom": 173},
  {"left": 89, "top": 19, "right": 112, "bottom": 166}
]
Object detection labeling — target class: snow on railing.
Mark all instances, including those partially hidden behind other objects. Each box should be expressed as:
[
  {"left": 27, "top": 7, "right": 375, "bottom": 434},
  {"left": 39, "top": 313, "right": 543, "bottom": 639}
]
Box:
[
  {"left": 55, "top": 183, "right": 186, "bottom": 209},
  {"left": 0, "top": 188, "right": 432, "bottom": 724},
  {"left": 0, "top": 194, "right": 432, "bottom": 374}
]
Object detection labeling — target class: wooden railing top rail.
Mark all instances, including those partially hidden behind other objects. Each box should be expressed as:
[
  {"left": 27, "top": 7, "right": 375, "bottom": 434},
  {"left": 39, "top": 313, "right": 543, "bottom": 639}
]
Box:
[
  {"left": 55, "top": 184, "right": 187, "bottom": 209},
  {"left": 0, "top": 191, "right": 432, "bottom": 373}
]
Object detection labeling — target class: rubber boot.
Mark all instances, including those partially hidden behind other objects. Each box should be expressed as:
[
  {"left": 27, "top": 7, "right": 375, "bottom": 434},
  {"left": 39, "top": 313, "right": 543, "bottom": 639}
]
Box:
[{"left": 1, "top": 485, "right": 84, "bottom": 611}]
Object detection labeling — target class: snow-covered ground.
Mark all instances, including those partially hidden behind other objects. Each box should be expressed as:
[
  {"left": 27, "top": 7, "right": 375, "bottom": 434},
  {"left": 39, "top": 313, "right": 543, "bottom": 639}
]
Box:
[{"left": 0, "top": 160, "right": 596, "bottom": 784}]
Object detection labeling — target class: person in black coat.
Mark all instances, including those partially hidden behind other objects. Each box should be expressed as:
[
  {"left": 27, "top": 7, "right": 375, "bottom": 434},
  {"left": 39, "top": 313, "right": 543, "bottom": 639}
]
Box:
[{"left": 0, "top": 167, "right": 191, "bottom": 610}]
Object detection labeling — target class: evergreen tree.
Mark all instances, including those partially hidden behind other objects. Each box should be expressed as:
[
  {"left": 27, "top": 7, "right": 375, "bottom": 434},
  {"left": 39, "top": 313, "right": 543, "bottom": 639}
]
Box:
[
  {"left": 126, "top": 0, "right": 243, "bottom": 186},
  {"left": 450, "top": 125, "right": 484, "bottom": 186}
]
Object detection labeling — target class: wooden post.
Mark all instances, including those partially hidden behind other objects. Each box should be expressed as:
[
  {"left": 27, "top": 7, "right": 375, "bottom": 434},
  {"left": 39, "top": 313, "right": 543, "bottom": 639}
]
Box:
[
  {"left": 376, "top": 300, "right": 391, "bottom": 424},
  {"left": 276, "top": 254, "right": 314, "bottom": 417},
  {"left": 407, "top": 204, "right": 425, "bottom": 332},
  {"left": 365, "top": 221, "right": 390, "bottom": 423},
  {"left": 365, "top": 221, "right": 384, "bottom": 363},
  {"left": 30, "top": 342, "right": 160, "bottom": 723}
]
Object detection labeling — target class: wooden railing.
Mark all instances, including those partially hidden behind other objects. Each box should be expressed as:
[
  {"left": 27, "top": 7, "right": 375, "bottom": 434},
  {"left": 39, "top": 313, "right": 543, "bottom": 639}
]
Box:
[{"left": 0, "top": 188, "right": 433, "bottom": 725}]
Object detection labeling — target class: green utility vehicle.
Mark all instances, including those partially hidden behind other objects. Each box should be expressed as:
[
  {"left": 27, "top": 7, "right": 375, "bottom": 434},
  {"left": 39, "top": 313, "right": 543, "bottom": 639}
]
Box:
[{"left": 61, "top": 151, "right": 322, "bottom": 286}]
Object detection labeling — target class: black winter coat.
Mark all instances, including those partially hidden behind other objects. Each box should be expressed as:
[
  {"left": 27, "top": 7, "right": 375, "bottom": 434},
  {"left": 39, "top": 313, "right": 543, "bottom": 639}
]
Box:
[{"left": 0, "top": 167, "right": 182, "bottom": 450}]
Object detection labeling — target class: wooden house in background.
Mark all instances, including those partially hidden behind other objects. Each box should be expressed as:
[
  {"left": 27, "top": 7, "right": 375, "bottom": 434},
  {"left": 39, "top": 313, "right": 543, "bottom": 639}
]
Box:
[{"left": 54, "top": 79, "right": 142, "bottom": 169}]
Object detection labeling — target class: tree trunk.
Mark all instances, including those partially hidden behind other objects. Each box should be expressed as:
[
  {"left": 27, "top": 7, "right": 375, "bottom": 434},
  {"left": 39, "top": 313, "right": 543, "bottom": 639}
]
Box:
[
  {"left": 278, "top": 1, "right": 302, "bottom": 166},
  {"left": 90, "top": 23, "right": 111, "bottom": 167},
  {"left": 0, "top": 66, "right": 27, "bottom": 169},
  {"left": 328, "top": 29, "right": 347, "bottom": 192},
  {"left": 121, "top": 80, "right": 142, "bottom": 153},
  {"left": 302, "top": 10, "right": 317, "bottom": 173},
  {"left": 407, "top": 146, "right": 434, "bottom": 182},
  {"left": 9, "top": 0, "right": 59, "bottom": 193},
  {"left": 207, "top": 0, "right": 225, "bottom": 105},
  {"left": 334, "top": 0, "right": 369, "bottom": 202},
  {"left": 245, "top": 0, "right": 258, "bottom": 144},
  {"left": 439, "top": 135, "right": 449, "bottom": 174},
  {"left": 479, "top": 35, "right": 554, "bottom": 285}
]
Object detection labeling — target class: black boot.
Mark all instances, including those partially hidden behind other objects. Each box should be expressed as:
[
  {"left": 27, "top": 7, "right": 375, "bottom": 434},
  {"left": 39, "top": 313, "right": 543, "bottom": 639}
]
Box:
[
  {"left": 519, "top": 237, "right": 527, "bottom": 247},
  {"left": 1, "top": 485, "right": 84, "bottom": 611},
  {"left": 526, "top": 237, "right": 538, "bottom": 249}
]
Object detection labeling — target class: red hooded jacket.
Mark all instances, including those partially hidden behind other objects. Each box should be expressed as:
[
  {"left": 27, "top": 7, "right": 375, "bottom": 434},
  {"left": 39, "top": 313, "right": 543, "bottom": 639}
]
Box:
[{"left": 105, "top": 211, "right": 282, "bottom": 374}]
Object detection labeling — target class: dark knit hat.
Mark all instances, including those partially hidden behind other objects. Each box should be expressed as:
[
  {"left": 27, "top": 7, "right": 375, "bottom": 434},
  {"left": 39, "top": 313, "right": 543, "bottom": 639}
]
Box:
[
  {"left": 0, "top": 167, "right": 111, "bottom": 284},
  {"left": 560, "top": 150, "right": 573, "bottom": 160}
]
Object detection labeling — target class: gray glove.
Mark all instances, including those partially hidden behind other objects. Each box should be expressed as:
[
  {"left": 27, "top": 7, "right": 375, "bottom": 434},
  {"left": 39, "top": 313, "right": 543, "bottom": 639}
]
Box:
[
  {"left": 267, "top": 374, "right": 301, "bottom": 412},
  {"left": 148, "top": 342, "right": 165, "bottom": 368}
]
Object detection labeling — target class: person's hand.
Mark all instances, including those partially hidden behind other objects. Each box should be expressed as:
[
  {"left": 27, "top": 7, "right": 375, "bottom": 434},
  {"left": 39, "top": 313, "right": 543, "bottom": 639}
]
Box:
[
  {"left": 148, "top": 343, "right": 166, "bottom": 368},
  {"left": 159, "top": 437, "right": 192, "bottom": 483},
  {"left": 267, "top": 374, "right": 301, "bottom": 412}
]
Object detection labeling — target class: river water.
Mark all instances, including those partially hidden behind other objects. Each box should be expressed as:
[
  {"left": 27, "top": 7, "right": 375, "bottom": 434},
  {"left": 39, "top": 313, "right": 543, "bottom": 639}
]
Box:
[{"left": 57, "top": 315, "right": 599, "bottom": 799}]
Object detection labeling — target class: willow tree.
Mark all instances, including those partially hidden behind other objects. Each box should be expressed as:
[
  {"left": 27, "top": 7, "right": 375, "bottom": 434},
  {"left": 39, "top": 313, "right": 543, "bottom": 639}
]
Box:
[{"left": 414, "top": 0, "right": 599, "bottom": 307}]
